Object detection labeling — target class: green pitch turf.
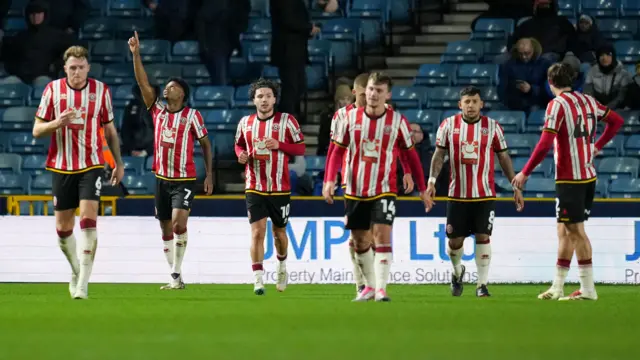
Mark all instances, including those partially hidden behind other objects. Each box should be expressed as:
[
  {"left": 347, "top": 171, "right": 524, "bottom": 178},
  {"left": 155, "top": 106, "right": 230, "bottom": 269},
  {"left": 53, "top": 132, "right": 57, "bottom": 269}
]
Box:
[{"left": 0, "top": 284, "right": 637, "bottom": 360}]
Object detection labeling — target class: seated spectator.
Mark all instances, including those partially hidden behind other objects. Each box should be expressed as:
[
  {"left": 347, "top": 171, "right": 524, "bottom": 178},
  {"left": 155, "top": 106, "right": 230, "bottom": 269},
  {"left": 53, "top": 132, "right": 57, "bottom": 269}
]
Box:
[
  {"left": 625, "top": 61, "right": 640, "bottom": 109},
  {"left": 0, "top": 1, "right": 76, "bottom": 85},
  {"left": 499, "top": 38, "right": 551, "bottom": 114},
  {"left": 545, "top": 52, "right": 585, "bottom": 98},
  {"left": 584, "top": 44, "right": 632, "bottom": 110},
  {"left": 573, "top": 14, "right": 604, "bottom": 64},
  {"left": 317, "top": 84, "right": 353, "bottom": 156},
  {"left": 121, "top": 84, "right": 155, "bottom": 157}
]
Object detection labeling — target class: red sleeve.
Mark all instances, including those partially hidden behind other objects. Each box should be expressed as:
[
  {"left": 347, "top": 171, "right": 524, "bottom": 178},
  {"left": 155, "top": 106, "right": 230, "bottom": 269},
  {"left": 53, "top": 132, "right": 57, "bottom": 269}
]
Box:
[
  {"left": 323, "top": 142, "right": 336, "bottom": 182},
  {"left": 101, "top": 85, "right": 115, "bottom": 124},
  {"left": 235, "top": 144, "right": 246, "bottom": 157},
  {"left": 235, "top": 118, "right": 247, "bottom": 148},
  {"left": 190, "top": 110, "right": 208, "bottom": 139},
  {"left": 542, "top": 100, "right": 565, "bottom": 134},
  {"left": 326, "top": 146, "right": 345, "bottom": 184},
  {"left": 278, "top": 142, "right": 306, "bottom": 156},
  {"left": 402, "top": 147, "right": 426, "bottom": 192},
  {"left": 399, "top": 150, "right": 411, "bottom": 174},
  {"left": 522, "top": 130, "right": 556, "bottom": 176},
  {"left": 285, "top": 114, "right": 304, "bottom": 144},
  {"left": 595, "top": 109, "right": 624, "bottom": 151},
  {"left": 35, "top": 83, "right": 54, "bottom": 121}
]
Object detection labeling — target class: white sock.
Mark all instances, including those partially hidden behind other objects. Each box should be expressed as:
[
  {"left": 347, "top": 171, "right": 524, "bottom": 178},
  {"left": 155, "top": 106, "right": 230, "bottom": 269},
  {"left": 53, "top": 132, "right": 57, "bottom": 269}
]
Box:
[
  {"left": 78, "top": 226, "right": 98, "bottom": 291},
  {"left": 252, "top": 264, "right": 264, "bottom": 286},
  {"left": 578, "top": 263, "right": 595, "bottom": 293},
  {"left": 276, "top": 254, "right": 287, "bottom": 273},
  {"left": 354, "top": 247, "right": 375, "bottom": 288},
  {"left": 475, "top": 242, "right": 491, "bottom": 287},
  {"left": 58, "top": 232, "right": 79, "bottom": 275},
  {"left": 172, "top": 230, "right": 188, "bottom": 275},
  {"left": 447, "top": 242, "right": 464, "bottom": 278},
  {"left": 349, "top": 240, "right": 365, "bottom": 288},
  {"left": 374, "top": 249, "right": 392, "bottom": 292},
  {"left": 552, "top": 259, "right": 571, "bottom": 291},
  {"left": 162, "top": 235, "right": 174, "bottom": 269}
]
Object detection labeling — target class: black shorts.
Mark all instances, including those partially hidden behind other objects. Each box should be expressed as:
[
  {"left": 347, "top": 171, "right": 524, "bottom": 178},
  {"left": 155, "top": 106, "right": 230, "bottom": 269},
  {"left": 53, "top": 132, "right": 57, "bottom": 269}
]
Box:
[
  {"left": 51, "top": 167, "right": 103, "bottom": 211},
  {"left": 344, "top": 195, "right": 397, "bottom": 231},
  {"left": 446, "top": 200, "right": 496, "bottom": 239},
  {"left": 556, "top": 181, "right": 596, "bottom": 224},
  {"left": 154, "top": 178, "right": 195, "bottom": 221},
  {"left": 246, "top": 192, "right": 291, "bottom": 228}
]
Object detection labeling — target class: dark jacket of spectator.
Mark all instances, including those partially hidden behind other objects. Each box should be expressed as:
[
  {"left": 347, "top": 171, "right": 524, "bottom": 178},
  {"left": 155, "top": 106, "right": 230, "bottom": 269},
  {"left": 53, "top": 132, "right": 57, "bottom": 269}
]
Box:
[
  {"left": 270, "top": 0, "right": 312, "bottom": 67},
  {"left": 625, "top": 71, "right": 640, "bottom": 109},
  {"left": 572, "top": 14, "right": 604, "bottom": 64},
  {"left": 1, "top": 1, "right": 76, "bottom": 83},
  {"left": 121, "top": 84, "right": 155, "bottom": 156},
  {"left": 500, "top": 38, "right": 551, "bottom": 112},
  {"left": 509, "top": 0, "right": 576, "bottom": 57},
  {"left": 143, "top": 0, "right": 197, "bottom": 42},
  {"left": 43, "top": 0, "right": 89, "bottom": 33},
  {"left": 584, "top": 44, "right": 632, "bottom": 109}
]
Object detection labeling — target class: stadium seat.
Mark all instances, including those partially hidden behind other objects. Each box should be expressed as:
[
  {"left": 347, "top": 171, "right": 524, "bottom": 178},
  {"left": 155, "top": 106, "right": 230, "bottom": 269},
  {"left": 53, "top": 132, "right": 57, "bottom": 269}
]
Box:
[
  {"left": 233, "top": 85, "right": 256, "bottom": 108},
  {"left": 455, "top": 64, "right": 498, "bottom": 86},
  {"left": 172, "top": 41, "right": 201, "bottom": 63},
  {"left": 305, "top": 156, "right": 326, "bottom": 177},
  {"left": 80, "top": 17, "right": 114, "bottom": 40},
  {"left": 248, "top": 41, "right": 271, "bottom": 64},
  {"left": 261, "top": 65, "right": 280, "bottom": 82},
  {"left": 5, "top": 17, "right": 27, "bottom": 35},
  {"left": 88, "top": 63, "right": 104, "bottom": 80},
  {"left": 523, "top": 178, "right": 555, "bottom": 198},
  {"left": 183, "top": 65, "right": 210, "bottom": 85},
  {"left": 614, "top": 41, "right": 640, "bottom": 63},
  {"left": 9, "top": 133, "right": 49, "bottom": 154},
  {"left": 487, "top": 110, "right": 525, "bottom": 133},
  {"left": 609, "top": 178, "right": 640, "bottom": 198},
  {"left": 113, "top": 108, "right": 125, "bottom": 129},
  {"left": 103, "top": 64, "right": 135, "bottom": 84},
  {"left": 414, "top": 64, "right": 455, "bottom": 86},
  {"left": 618, "top": 110, "right": 640, "bottom": 133},
  {"left": 31, "top": 173, "right": 52, "bottom": 195},
  {"left": 625, "top": 134, "right": 640, "bottom": 155},
  {"left": 108, "top": 0, "right": 144, "bottom": 17},
  {"left": 113, "top": 85, "right": 135, "bottom": 107},
  {"left": 357, "top": 19, "right": 383, "bottom": 46},
  {"left": 92, "top": 40, "right": 128, "bottom": 63},
  {"left": 428, "top": 86, "right": 461, "bottom": 109},
  {"left": 0, "top": 153, "right": 22, "bottom": 174},
  {"left": 388, "top": 0, "right": 412, "bottom": 23},
  {"left": 391, "top": 87, "right": 427, "bottom": 109},
  {"left": 526, "top": 109, "right": 546, "bottom": 132},
  {"left": 203, "top": 109, "right": 238, "bottom": 131},
  {"left": 116, "top": 18, "right": 154, "bottom": 39},
  {"left": 581, "top": 0, "right": 618, "bottom": 17},
  {"left": 403, "top": 109, "right": 442, "bottom": 132},
  {"left": 308, "top": 40, "right": 333, "bottom": 67},
  {"left": 471, "top": 18, "right": 514, "bottom": 40},
  {"left": 127, "top": 40, "right": 170, "bottom": 63},
  {"left": 22, "top": 154, "right": 47, "bottom": 176},
  {"left": 8, "top": 0, "right": 28, "bottom": 16},
  {"left": 306, "top": 65, "right": 328, "bottom": 91},
  {"left": 122, "top": 156, "right": 145, "bottom": 175},
  {"left": 122, "top": 175, "right": 151, "bottom": 195},
  {"left": 441, "top": 109, "right": 460, "bottom": 120},
  {"left": 598, "top": 157, "right": 640, "bottom": 179},
  {"left": 211, "top": 132, "right": 237, "bottom": 161},
  {"left": 512, "top": 156, "right": 552, "bottom": 177},
  {"left": 316, "top": 19, "right": 359, "bottom": 69},
  {"left": 596, "top": 176, "right": 609, "bottom": 197},
  {"left": 1, "top": 107, "right": 37, "bottom": 131},
  {"left": 350, "top": 0, "right": 385, "bottom": 18},
  {"left": 598, "top": 19, "right": 637, "bottom": 41},
  {"left": 0, "top": 174, "right": 29, "bottom": 195},
  {"left": 441, "top": 41, "right": 483, "bottom": 63},
  {"left": 192, "top": 86, "right": 234, "bottom": 109},
  {"left": 557, "top": 0, "right": 577, "bottom": 16},
  {"left": 600, "top": 135, "right": 624, "bottom": 156},
  {"left": 250, "top": 0, "right": 270, "bottom": 17},
  {"left": 621, "top": 0, "right": 640, "bottom": 16},
  {"left": 508, "top": 134, "right": 537, "bottom": 156},
  {"left": 145, "top": 157, "right": 154, "bottom": 172},
  {"left": 483, "top": 41, "right": 507, "bottom": 62},
  {"left": 145, "top": 64, "right": 182, "bottom": 85},
  {"left": 89, "top": 0, "right": 107, "bottom": 16},
  {"left": 242, "top": 18, "right": 272, "bottom": 41},
  {"left": 0, "top": 83, "right": 30, "bottom": 106},
  {"left": 480, "top": 87, "right": 502, "bottom": 110}
]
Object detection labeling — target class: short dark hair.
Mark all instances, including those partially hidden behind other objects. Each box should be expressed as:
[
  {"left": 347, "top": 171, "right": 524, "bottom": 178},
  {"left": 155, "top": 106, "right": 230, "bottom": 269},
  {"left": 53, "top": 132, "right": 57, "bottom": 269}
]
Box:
[
  {"left": 547, "top": 63, "right": 576, "bottom": 89},
  {"left": 459, "top": 86, "right": 482, "bottom": 99},
  {"left": 249, "top": 78, "right": 280, "bottom": 99},
  {"left": 368, "top": 72, "right": 393, "bottom": 90},
  {"left": 166, "top": 77, "right": 190, "bottom": 103}
]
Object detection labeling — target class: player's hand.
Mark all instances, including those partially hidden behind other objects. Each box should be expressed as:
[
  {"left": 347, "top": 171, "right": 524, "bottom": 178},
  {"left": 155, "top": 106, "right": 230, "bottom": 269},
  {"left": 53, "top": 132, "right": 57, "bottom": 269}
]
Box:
[
  {"left": 425, "top": 183, "right": 436, "bottom": 212},
  {"left": 57, "top": 108, "right": 76, "bottom": 128},
  {"left": 511, "top": 172, "right": 528, "bottom": 191},
  {"left": 323, "top": 181, "right": 335, "bottom": 204},
  {"left": 310, "top": 25, "right": 321, "bottom": 36},
  {"left": 514, "top": 188, "right": 524, "bottom": 212},
  {"left": 593, "top": 146, "right": 603, "bottom": 158},
  {"left": 403, "top": 173, "right": 414, "bottom": 194},
  {"left": 128, "top": 31, "right": 140, "bottom": 54},
  {"left": 111, "top": 163, "right": 124, "bottom": 186},
  {"left": 203, "top": 173, "right": 214, "bottom": 195},
  {"left": 265, "top": 138, "right": 280, "bottom": 150},
  {"left": 237, "top": 151, "right": 249, "bottom": 164}
]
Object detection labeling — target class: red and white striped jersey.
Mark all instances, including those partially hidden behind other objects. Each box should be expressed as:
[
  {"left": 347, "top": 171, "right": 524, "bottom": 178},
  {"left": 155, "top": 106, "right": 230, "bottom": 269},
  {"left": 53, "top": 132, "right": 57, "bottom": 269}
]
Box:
[
  {"left": 150, "top": 99, "right": 208, "bottom": 180},
  {"left": 235, "top": 112, "right": 304, "bottom": 194},
  {"left": 36, "top": 78, "right": 114, "bottom": 173},
  {"left": 543, "top": 91, "right": 609, "bottom": 182},
  {"left": 332, "top": 107, "right": 413, "bottom": 199},
  {"left": 435, "top": 114, "right": 508, "bottom": 199}
]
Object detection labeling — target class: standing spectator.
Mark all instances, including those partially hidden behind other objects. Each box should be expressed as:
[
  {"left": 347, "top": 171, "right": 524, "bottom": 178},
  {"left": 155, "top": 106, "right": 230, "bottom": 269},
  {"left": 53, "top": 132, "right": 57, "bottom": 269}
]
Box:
[
  {"left": 584, "top": 44, "right": 632, "bottom": 110},
  {"left": 42, "top": 0, "right": 89, "bottom": 34},
  {"left": 545, "top": 52, "right": 585, "bottom": 98},
  {"left": 121, "top": 84, "right": 155, "bottom": 157},
  {"left": 270, "top": 0, "right": 321, "bottom": 123},
  {"left": 196, "top": 0, "right": 249, "bottom": 85},
  {"left": 572, "top": 14, "right": 604, "bottom": 64},
  {"left": 499, "top": 38, "right": 551, "bottom": 113},
  {"left": 142, "top": 0, "right": 196, "bottom": 43}
]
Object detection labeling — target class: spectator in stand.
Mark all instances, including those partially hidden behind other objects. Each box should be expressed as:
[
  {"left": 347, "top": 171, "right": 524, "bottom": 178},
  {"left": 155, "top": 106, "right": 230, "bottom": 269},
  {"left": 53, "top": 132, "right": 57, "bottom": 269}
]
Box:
[
  {"left": 121, "top": 84, "right": 156, "bottom": 157},
  {"left": 504, "top": 0, "right": 576, "bottom": 64},
  {"left": 499, "top": 38, "right": 551, "bottom": 114},
  {"left": 142, "top": 0, "right": 197, "bottom": 43},
  {"left": 625, "top": 60, "right": 640, "bottom": 109},
  {"left": 573, "top": 14, "right": 604, "bottom": 64},
  {"left": 42, "top": 0, "right": 89, "bottom": 35},
  {"left": 545, "top": 52, "right": 584, "bottom": 99},
  {"left": 317, "top": 84, "right": 353, "bottom": 156},
  {"left": 0, "top": 1, "right": 76, "bottom": 85},
  {"left": 398, "top": 123, "right": 432, "bottom": 195},
  {"left": 584, "top": 44, "right": 632, "bottom": 110}
]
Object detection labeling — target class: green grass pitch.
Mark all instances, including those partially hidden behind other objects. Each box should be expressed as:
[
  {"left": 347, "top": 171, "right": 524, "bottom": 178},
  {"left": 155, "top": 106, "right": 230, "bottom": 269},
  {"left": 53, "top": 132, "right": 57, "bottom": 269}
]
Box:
[{"left": 0, "top": 283, "right": 637, "bottom": 360}]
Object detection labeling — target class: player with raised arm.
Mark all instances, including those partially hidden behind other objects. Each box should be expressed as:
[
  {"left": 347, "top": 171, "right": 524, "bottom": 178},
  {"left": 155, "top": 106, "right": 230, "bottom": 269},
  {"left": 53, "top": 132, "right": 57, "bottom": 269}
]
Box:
[
  {"left": 235, "top": 78, "right": 306, "bottom": 295},
  {"left": 32, "top": 45, "right": 124, "bottom": 300},
  {"left": 426, "top": 86, "right": 524, "bottom": 297},
  {"left": 323, "top": 73, "right": 415, "bottom": 295},
  {"left": 512, "top": 63, "right": 623, "bottom": 301},
  {"left": 323, "top": 72, "right": 429, "bottom": 302},
  {"left": 129, "top": 32, "right": 214, "bottom": 290}
]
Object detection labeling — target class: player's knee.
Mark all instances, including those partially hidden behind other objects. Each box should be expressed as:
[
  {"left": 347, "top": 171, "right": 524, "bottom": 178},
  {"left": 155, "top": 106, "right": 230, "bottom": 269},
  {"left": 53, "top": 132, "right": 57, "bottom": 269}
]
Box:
[
  {"left": 448, "top": 238, "right": 464, "bottom": 249},
  {"left": 172, "top": 223, "right": 186, "bottom": 235},
  {"left": 272, "top": 228, "right": 287, "bottom": 242},
  {"left": 79, "top": 218, "right": 97, "bottom": 229}
]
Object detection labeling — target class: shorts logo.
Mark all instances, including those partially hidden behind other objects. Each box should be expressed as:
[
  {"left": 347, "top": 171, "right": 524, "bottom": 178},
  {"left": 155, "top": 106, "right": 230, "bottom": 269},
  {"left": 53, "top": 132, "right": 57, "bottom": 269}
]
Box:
[
  {"left": 446, "top": 224, "right": 453, "bottom": 234},
  {"left": 53, "top": 196, "right": 57, "bottom": 206},
  {"left": 247, "top": 210, "right": 251, "bottom": 219}
]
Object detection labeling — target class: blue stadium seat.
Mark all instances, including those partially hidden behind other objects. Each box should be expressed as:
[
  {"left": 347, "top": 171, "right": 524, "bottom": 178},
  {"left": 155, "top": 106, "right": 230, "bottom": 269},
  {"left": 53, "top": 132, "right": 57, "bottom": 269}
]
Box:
[
  {"left": 621, "top": 0, "right": 640, "bottom": 16},
  {"left": 0, "top": 174, "right": 29, "bottom": 194},
  {"left": 183, "top": 65, "right": 210, "bottom": 85},
  {"left": 609, "top": 178, "right": 640, "bottom": 198},
  {"left": 172, "top": 41, "right": 201, "bottom": 63},
  {"left": 614, "top": 41, "right": 640, "bottom": 63},
  {"left": 5, "top": 17, "right": 27, "bottom": 35},
  {"left": 122, "top": 175, "right": 151, "bottom": 195},
  {"left": 512, "top": 156, "right": 553, "bottom": 177},
  {"left": 261, "top": 65, "right": 280, "bottom": 82},
  {"left": 414, "top": 64, "right": 455, "bottom": 86},
  {"left": 88, "top": 63, "right": 104, "bottom": 80},
  {"left": 0, "top": 84, "right": 30, "bottom": 106},
  {"left": 596, "top": 176, "right": 609, "bottom": 197},
  {"left": 0, "top": 153, "right": 22, "bottom": 174},
  {"left": 1, "top": 107, "right": 37, "bottom": 131},
  {"left": 122, "top": 156, "right": 145, "bottom": 175},
  {"left": 557, "top": 0, "right": 577, "bottom": 16},
  {"left": 600, "top": 135, "right": 624, "bottom": 156},
  {"left": 305, "top": 155, "right": 326, "bottom": 177},
  {"left": 598, "top": 19, "right": 637, "bottom": 41},
  {"left": 192, "top": 86, "right": 234, "bottom": 109},
  {"left": 250, "top": 0, "right": 270, "bottom": 17},
  {"left": 428, "top": 86, "right": 461, "bottom": 109},
  {"left": 391, "top": 86, "right": 427, "bottom": 109},
  {"left": 455, "top": 64, "right": 498, "bottom": 86},
  {"left": 108, "top": 0, "right": 144, "bottom": 17},
  {"left": 103, "top": 64, "right": 135, "bottom": 85},
  {"left": 9, "top": 133, "right": 48, "bottom": 154},
  {"left": 483, "top": 41, "right": 507, "bottom": 62},
  {"left": 350, "top": 0, "right": 385, "bottom": 18},
  {"left": 487, "top": 110, "right": 525, "bottom": 133},
  {"left": 403, "top": 109, "right": 442, "bottom": 132},
  {"left": 203, "top": 109, "right": 237, "bottom": 131},
  {"left": 526, "top": 109, "right": 546, "bottom": 132},
  {"left": 233, "top": 85, "right": 254, "bottom": 108},
  {"left": 22, "top": 154, "right": 47, "bottom": 176},
  {"left": 80, "top": 18, "right": 114, "bottom": 40},
  {"left": 8, "top": 0, "right": 28, "bottom": 16},
  {"left": 523, "top": 178, "right": 555, "bottom": 198},
  {"left": 625, "top": 134, "right": 640, "bottom": 155},
  {"left": 89, "top": 0, "right": 107, "bottom": 16},
  {"left": 442, "top": 109, "right": 460, "bottom": 120},
  {"left": 242, "top": 18, "right": 272, "bottom": 41},
  {"left": 212, "top": 132, "right": 237, "bottom": 161},
  {"left": 116, "top": 18, "right": 154, "bottom": 39},
  {"left": 145, "top": 64, "right": 182, "bottom": 85},
  {"left": 307, "top": 65, "right": 328, "bottom": 91},
  {"left": 471, "top": 18, "right": 514, "bottom": 40},
  {"left": 145, "top": 157, "right": 154, "bottom": 172},
  {"left": 127, "top": 40, "right": 170, "bottom": 63},
  {"left": 31, "top": 173, "right": 52, "bottom": 195},
  {"left": 618, "top": 110, "right": 640, "bottom": 133},
  {"left": 581, "top": 0, "right": 618, "bottom": 17},
  {"left": 441, "top": 41, "right": 483, "bottom": 63},
  {"left": 112, "top": 85, "right": 135, "bottom": 107},
  {"left": 92, "top": 40, "right": 128, "bottom": 63},
  {"left": 229, "top": 58, "right": 257, "bottom": 84},
  {"left": 480, "top": 87, "right": 502, "bottom": 110},
  {"left": 508, "top": 134, "right": 537, "bottom": 156},
  {"left": 357, "top": 19, "right": 383, "bottom": 46},
  {"left": 113, "top": 108, "right": 125, "bottom": 129},
  {"left": 248, "top": 41, "right": 271, "bottom": 64},
  {"left": 597, "top": 157, "right": 640, "bottom": 179},
  {"left": 317, "top": 19, "right": 360, "bottom": 69},
  {"left": 308, "top": 40, "right": 333, "bottom": 66}
]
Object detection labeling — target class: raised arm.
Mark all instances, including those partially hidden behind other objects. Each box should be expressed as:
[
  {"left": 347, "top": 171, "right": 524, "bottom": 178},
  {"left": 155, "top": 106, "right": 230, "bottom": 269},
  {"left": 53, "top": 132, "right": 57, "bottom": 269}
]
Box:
[{"left": 128, "top": 31, "right": 156, "bottom": 109}]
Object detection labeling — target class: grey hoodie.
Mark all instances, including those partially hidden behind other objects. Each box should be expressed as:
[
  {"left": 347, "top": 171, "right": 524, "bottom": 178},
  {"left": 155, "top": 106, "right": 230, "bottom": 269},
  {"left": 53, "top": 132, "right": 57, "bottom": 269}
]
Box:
[{"left": 584, "top": 61, "right": 632, "bottom": 109}]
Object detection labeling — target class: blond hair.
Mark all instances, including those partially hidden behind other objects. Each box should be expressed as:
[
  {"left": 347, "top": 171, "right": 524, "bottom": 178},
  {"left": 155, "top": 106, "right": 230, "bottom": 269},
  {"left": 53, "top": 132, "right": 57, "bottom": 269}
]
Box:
[
  {"left": 63, "top": 46, "right": 89, "bottom": 63},
  {"left": 353, "top": 73, "right": 370, "bottom": 89},
  {"left": 334, "top": 84, "right": 353, "bottom": 101}
]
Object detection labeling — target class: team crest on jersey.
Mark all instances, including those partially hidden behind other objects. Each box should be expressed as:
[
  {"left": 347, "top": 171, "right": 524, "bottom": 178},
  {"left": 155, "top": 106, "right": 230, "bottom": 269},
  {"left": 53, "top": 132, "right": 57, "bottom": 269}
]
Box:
[
  {"left": 89, "top": 93, "right": 96, "bottom": 102},
  {"left": 383, "top": 125, "right": 392, "bottom": 134},
  {"left": 481, "top": 128, "right": 489, "bottom": 136},
  {"left": 453, "top": 128, "right": 460, "bottom": 134},
  {"left": 272, "top": 124, "right": 280, "bottom": 131},
  {"left": 180, "top": 117, "right": 188, "bottom": 125}
]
